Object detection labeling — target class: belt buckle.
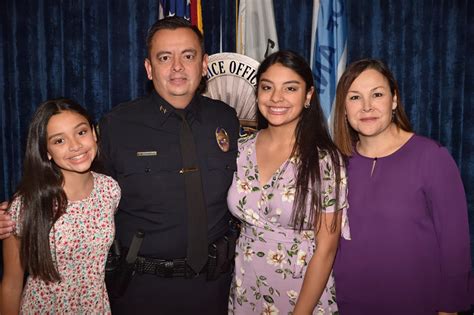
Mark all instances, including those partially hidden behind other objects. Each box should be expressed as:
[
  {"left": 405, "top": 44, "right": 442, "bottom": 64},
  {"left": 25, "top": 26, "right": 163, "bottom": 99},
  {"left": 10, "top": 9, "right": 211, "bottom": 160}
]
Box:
[{"left": 156, "top": 260, "right": 174, "bottom": 278}]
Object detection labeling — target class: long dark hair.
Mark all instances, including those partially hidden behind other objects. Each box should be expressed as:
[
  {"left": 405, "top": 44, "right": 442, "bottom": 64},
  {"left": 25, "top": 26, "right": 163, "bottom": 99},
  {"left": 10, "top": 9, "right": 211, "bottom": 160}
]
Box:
[
  {"left": 12, "top": 98, "right": 95, "bottom": 282},
  {"left": 333, "top": 58, "right": 413, "bottom": 156},
  {"left": 257, "top": 51, "right": 346, "bottom": 232}
]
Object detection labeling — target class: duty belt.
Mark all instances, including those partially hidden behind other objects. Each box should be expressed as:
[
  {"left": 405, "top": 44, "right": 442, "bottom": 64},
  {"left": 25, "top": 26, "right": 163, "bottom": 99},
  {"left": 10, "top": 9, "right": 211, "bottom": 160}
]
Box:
[
  {"left": 134, "top": 257, "right": 195, "bottom": 278},
  {"left": 117, "top": 219, "right": 240, "bottom": 280}
]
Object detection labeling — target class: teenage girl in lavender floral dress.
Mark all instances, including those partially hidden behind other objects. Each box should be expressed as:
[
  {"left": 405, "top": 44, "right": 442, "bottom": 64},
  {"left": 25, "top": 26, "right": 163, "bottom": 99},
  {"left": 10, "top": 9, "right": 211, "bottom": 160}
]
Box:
[{"left": 228, "top": 51, "right": 350, "bottom": 315}]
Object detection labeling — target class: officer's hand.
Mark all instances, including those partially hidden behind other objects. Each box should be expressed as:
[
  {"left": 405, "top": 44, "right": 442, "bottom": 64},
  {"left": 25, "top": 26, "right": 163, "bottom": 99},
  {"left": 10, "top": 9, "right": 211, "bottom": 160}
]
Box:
[{"left": 0, "top": 201, "right": 15, "bottom": 239}]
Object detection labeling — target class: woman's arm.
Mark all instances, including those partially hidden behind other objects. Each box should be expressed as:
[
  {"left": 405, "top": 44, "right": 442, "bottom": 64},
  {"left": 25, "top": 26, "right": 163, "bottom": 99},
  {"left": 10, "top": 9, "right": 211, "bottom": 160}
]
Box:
[
  {"left": 422, "top": 146, "right": 471, "bottom": 312},
  {"left": 293, "top": 211, "right": 342, "bottom": 315},
  {"left": 1, "top": 234, "right": 25, "bottom": 314}
]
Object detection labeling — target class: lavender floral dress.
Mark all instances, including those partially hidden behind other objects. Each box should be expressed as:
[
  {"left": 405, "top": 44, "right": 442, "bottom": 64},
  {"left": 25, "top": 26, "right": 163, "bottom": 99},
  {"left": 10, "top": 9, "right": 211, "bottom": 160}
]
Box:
[{"left": 227, "top": 133, "right": 350, "bottom": 315}]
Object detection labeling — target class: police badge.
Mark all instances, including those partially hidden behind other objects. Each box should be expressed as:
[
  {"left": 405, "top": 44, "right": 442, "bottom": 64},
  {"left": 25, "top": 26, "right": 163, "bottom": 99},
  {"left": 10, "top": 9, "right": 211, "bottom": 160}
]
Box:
[{"left": 215, "top": 127, "right": 230, "bottom": 152}]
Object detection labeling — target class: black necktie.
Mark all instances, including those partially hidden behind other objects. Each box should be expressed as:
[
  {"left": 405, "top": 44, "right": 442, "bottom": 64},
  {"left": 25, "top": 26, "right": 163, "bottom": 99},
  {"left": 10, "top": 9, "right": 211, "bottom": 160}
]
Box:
[{"left": 176, "top": 110, "right": 208, "bottom": 274}]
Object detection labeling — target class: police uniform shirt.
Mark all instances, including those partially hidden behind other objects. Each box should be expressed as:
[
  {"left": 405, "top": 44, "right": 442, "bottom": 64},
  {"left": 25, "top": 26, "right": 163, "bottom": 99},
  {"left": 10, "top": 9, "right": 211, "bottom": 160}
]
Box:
[{"left": 99, "top": 91, "right": 239, "bottom": 259}]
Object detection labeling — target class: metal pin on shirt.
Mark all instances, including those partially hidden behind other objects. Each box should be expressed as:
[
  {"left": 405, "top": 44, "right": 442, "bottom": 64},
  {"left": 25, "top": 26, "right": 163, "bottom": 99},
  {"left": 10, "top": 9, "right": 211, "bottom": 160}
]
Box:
[{"left": 137, "top": 151, "right": 158, "bottom": 157}]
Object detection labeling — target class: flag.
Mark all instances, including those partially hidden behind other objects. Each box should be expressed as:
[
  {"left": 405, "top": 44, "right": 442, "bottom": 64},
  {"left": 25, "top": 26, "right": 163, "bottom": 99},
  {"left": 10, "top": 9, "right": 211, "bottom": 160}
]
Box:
[
  {"left": 190, "top": 0, "right": 203, "bottom": 33},
  {"left": 310, "top": 0, "right": 347, "bottom": 120},
  {"left": 159, "top": 0, "right": 190, "bottom": 20},
  {"left": 158, "top": 1, "right": 202, "bottom": 33},
  {"left": 158, "top": 2, "right": 164, "bottom": 20},
  {"left": 237, "top": 0, "right": 279, "bottom": 62}
]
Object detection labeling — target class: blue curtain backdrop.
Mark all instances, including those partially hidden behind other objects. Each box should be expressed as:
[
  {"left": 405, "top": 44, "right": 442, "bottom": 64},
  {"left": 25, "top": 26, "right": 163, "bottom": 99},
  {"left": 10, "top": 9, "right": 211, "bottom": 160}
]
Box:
[
  {"left": 1, "top": 0, "right": 473, "bottom": 273},
  {"left": 345, "top": 0, "right": 474, "bottom": 277}
]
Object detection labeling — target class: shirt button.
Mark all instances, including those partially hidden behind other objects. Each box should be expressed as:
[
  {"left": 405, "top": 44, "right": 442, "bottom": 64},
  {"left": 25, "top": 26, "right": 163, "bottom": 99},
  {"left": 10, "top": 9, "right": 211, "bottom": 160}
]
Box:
[
  {"left": 145, "top": 168, "right": 151, "bottom": 173},
  {"left": 225, "top": 165, "right": 230, "bottom": 170}
]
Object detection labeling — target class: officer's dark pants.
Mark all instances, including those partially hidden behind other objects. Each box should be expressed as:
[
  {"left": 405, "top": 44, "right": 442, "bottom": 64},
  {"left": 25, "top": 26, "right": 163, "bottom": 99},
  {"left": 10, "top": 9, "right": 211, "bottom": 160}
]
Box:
[{"left": 110, "top": 269, "right": 232, "bottom": 315}]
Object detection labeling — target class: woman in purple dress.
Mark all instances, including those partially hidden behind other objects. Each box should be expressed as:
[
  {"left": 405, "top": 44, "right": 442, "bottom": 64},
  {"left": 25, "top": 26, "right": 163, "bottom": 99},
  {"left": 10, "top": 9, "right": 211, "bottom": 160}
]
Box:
[
  {"left": 332, "top": 59, "right": 471, "bottom": 315},
  {"left": 227, "top": 51, "right": 350, "bottom": 314}
]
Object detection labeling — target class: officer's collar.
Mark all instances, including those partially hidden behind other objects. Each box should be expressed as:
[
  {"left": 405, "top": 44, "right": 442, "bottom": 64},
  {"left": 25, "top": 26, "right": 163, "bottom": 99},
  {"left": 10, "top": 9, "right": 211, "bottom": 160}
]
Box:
[{"left": 151, "top": 91, "right": 202, "bottom": 125}]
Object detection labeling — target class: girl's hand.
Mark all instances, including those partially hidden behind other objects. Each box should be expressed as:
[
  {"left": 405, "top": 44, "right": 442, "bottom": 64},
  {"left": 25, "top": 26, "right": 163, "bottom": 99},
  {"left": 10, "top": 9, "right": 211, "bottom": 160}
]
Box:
[{"left": 0, "top": 201, "right": 15, "bottom": 239}]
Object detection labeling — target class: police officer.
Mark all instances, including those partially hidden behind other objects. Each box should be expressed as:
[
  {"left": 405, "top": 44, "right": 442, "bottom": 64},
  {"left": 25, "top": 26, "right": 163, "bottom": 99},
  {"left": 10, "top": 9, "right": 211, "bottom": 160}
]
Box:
[
  {"left": 100, "top": 17, "right": 239, "bottom": 314},
  {"left": 0, "top": 17, "right": 239, "bottom": 314}
]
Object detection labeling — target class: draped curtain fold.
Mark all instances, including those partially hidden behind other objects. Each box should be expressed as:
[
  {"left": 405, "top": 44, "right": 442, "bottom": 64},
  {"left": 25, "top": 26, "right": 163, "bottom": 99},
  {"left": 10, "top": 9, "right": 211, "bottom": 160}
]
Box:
[
  {"left": 1, "top": 0, "right": 472, "bottom": 270},
  {"left": 1, "top": 0, "right": 160, "bottom": 198}
]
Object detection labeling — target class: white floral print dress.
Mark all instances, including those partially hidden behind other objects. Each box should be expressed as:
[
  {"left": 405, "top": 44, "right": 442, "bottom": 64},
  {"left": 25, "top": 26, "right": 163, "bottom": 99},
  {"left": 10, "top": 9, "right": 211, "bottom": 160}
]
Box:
[
  {"left": 9, "top": 172, "right": 121, "bottom": 314},
  {"left": 227, "top": 133, "right": 350, "bottom": 315}
]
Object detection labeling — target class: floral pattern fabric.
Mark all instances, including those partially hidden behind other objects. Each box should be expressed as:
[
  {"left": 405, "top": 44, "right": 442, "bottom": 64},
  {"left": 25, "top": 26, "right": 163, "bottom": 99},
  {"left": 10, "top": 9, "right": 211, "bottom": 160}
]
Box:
[
  {"left": 9, "top": 172, "right": 121, "bottom": 314},
  {"left": 227, "top": 133, "right": 349, "bottom": 315}
]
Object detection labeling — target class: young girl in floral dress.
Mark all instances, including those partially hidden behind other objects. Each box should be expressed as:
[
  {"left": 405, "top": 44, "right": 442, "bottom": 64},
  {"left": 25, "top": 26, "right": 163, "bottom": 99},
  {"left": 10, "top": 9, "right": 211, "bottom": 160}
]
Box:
[
  {"left": 1, "top": 98, "right": 120, "bottom": 314},
  {"left": 227, "top": 51, "right": 350, "bottom": 314}
]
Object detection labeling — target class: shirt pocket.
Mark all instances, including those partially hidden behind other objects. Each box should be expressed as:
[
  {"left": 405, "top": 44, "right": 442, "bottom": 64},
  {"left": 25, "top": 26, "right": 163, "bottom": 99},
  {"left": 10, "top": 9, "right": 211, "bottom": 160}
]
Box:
[
  {"left": 205, "top": 154, "right": 237, "bottom": 200},
  {"left": 117, "top": 151, "right": 181, "bottom": 201},
  {"left": 207, "top": 154, "right": 237, "bottom": 178}
]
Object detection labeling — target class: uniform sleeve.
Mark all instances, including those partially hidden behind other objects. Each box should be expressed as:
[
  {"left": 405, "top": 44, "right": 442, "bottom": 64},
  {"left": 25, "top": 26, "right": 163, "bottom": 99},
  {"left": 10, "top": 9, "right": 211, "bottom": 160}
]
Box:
[
  {"left": 97, "top": 115, "right": 117, "bottom": 179},
  {"left": 110, "top": 178, "right": 121, "bottom": 214},
  {"left": 320, "top": 152, "right": 350, "bottom": 240},
  {"left": 8, "top": 196, "right": 23, "bottom": 237},
  {"left": 227, "top": 106, "right": 241, "bottom": 155},
  {"left": 422, "top": 146, "right": 471, "bottom": 311}
]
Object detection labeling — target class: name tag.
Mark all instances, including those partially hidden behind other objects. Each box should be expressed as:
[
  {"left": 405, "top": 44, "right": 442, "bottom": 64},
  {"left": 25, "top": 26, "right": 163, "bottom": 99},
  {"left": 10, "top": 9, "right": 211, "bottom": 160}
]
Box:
[{"left": 136, "top": 151, "right": 158, "bottom": 157}]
